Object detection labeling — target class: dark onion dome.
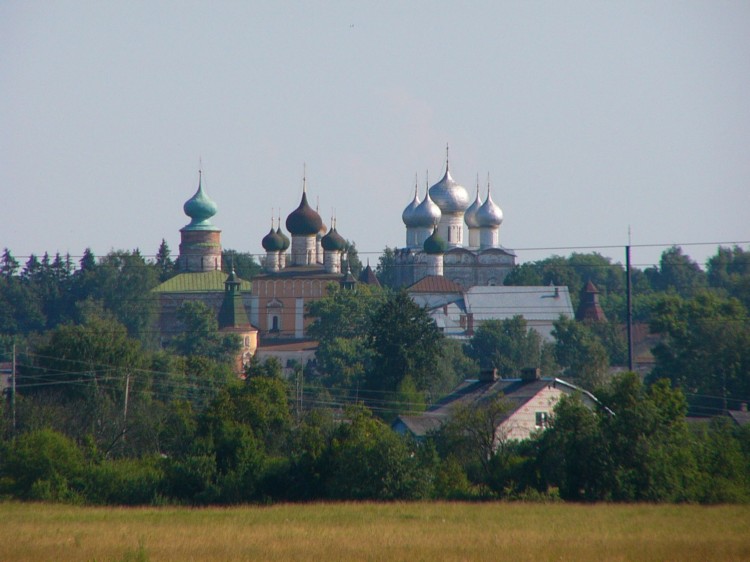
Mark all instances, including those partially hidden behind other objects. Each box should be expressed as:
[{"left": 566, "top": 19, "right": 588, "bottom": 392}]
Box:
[
  {"left": 412, "top": 187, "right": 441, "bottom": 228},
  {"left": 183, "top": 171, "right": 218, "bottom": 230},
  {"left": 321, "top": 226, "right": 346, "bottom": 251},
  {"left": 429, "top": 161, "right": 470, "bottom": 214},
  {"left": 276, "top": 226, "right": 290, "bottom": 250},
  {"left": 402, "top": 180, "right": 421, "bottom": 227},
  {"left": 464, "top": 182, "right": 483, "bottom": 228},
  {"left": 424, "top": 227, "right": 448, "bottom": 254},
  {"left": 286, "top": 192, "right": 323, "bottom": 235},
  {"left": 476, "top": 186, "right": 503, "bottom": 227},
  {"left": 262, "top": 227, "right": 285, "bottom": 252}
]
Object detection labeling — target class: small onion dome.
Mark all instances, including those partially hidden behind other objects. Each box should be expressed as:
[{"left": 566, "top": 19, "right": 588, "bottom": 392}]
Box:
[
  {"left": 476, "top": 188, "right": 503, "bottom": 227},
  {"left": 412, "top": 189, "right": 442, "bottom": 228},
  {"left": 276, "top": 227, "right": 290, "bottom": 251},
  {"left": 402, "top": 184, "right": 421, "bottom": 227},
  {"left": 183, "top": 173, "right": 218, "bottom": 229},
  {"left": 286, "top": 192, "right": 323, "bottom": 235},
  {"left": 464, "top": 186, "right": 482, "bottom": 228},
  {"left": 424, "top": 227, "right": 448, "bottom": 254},
  {"left": 321, "top": 227, "right": 346, "bottom": 251},
  {"left": 262, "top": 227, "right": 285, "bottom": 252},
  {"left": 429, "top": 165, "right": 470, "bottom": 214},
  {"left": 225, "top": 267, "right": 241, "bottom": 286}
]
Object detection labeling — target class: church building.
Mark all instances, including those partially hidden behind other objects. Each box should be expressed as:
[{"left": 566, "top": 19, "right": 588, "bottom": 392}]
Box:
[
  {"left": 153, "top": 172, "right": 257, "bottom": 372},
  {"left": 396, "top": 148, "right": 516, "bottom": 288},
  {"left": 249, "top": 175, "right": 360, "bottom": 341}
]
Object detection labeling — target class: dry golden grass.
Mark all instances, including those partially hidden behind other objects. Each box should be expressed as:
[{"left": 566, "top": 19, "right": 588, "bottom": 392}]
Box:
[{"left": 1, "top": 501, "right": 748, "bottom": 561}]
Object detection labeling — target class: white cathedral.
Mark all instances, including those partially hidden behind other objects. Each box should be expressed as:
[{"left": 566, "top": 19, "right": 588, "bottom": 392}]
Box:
[{"left": 395, "top": 150, "right": 517, "bottom": 288}]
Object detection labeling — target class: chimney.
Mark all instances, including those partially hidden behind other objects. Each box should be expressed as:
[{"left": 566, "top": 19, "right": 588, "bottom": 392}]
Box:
[
  {"left": 521, "top": 367, "right": 541, "bottom": 382},
  {"left": 479, "top": 368, "right": 498, "bottom": 382},
  {"left": 741, "top": 403, "right": 748, "bottom": 413}
]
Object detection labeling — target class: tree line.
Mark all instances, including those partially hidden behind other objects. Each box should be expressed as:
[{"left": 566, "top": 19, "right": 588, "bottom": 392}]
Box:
[{"left": 0, "top": 243, "right": 749, "bottom": 504}]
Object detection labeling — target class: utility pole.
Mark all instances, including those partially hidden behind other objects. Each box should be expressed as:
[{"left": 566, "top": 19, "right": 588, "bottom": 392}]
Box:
[
  {"left": 626, "top": 245, "right": 634, "bottom": 372},
  {"left": 11, "top": 342, "right": 16, "bottom": 435},
  {"left": 122, "top": 372, "right": 130, "bottom": 442}
]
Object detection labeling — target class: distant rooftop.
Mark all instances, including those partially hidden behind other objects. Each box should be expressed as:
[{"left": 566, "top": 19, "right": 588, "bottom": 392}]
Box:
[
  {"left": 408, "top": 275, "right": 464, "bottom": 294},
  {"left": 152, "top": 270, "right": 251, "bottom": 293}
]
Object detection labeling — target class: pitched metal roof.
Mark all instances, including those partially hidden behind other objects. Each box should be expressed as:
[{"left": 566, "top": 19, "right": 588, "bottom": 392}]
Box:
[
  {"left": 358, "top": 264, "right": 381, "bottom": 287},
  {"left": 152, "top": 270, "right": 251, "bottom": 293},
  {"left": 465, "top": 286, "right": 573, "bottom": 322}
]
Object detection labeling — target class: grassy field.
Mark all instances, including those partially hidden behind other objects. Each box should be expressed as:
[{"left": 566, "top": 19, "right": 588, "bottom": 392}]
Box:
[{"left": 1, "top": 501, "right": 749, "bottom": 561}]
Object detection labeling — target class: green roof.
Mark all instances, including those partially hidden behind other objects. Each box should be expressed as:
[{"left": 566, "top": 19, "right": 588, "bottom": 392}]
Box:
[{"left": 152, "top": 270, "right": 252, "bottom": 293}]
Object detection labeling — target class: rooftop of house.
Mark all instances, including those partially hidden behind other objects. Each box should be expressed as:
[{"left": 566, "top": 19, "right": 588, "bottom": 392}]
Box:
[
  {"left": 408, "top": 275, "right": 464, "bottom": 294},
  {"left": 395, "top": 375, "right": 598, "bottom": 437}
]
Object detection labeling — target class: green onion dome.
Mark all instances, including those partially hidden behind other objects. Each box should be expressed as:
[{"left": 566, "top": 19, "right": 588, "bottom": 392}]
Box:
[
  {"left": 423, "top": 227, "right": 448, "bottom": 254},
  {"left": 183, "top": 172, "right": 218, "bottom": 230},
  {"left": 262, "top": 227, "right": 285, "bottom": 252},
  {"left": 277, "top": 227, "right": 291, "bottom": 251},
  {"left": 321, "top": 226, "right": 346, "bottom": 251}
]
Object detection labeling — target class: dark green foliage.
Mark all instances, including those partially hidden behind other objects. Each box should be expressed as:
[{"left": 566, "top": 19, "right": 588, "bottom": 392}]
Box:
[
  {"left": 154, "top": 239, "right": 175, "bottom": 282},
  {"left": 532, "top": 394, "right": 609, "bottom": 501},
  {"left": 322, "top": 406, "right": 433, "bottom": 500},
  {"left": 89, "top": 250, "right": 160, "bottom": 342},
  {"left": 0, "top": 429, "right": 85, "bottom": 501},
  {"left": 646, "top": 246, "right": 707, "bottom": 298},
  {"left": 707, "top": 245, "right": 750, "bottom": 309},
  {"left": 222, "top": 249, "right": 261, "bottom": 280},
  {"left": 648, "top": 291, "right": 750, "bottom": 415},
  {"left": 341, "top": 240, "right": 363, "bottom": 278},
  {"left": 552, "top": 316, "right": 610, "bottom": 390},
  {"left": 504, "top": 252, "right": 625, "bottom": 313},
  {"left": 27, "top": 315, "right": 143, "bottom": 402},
  {"left": 170, "top": 301, "right": 241, "bottom": 363},
  {"left": 83, "top": 456, "right": 164, "bottom": 505},
  {"left": 365, "top": 291, "right": 443, "bottom": 399},
  {"left": 375, "top": 246, "right": 398, "bottom": 289},
  {"left": 433, "top": 394, "right": 513, "bottom": 486},
  {"left": 466, "top": 316, "right": 551, "bottom": 377}
]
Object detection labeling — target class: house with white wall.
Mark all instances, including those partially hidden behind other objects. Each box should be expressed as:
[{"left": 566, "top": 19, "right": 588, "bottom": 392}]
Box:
[{"left": 393, "top": 369, "right": 602, "bottom": 443}]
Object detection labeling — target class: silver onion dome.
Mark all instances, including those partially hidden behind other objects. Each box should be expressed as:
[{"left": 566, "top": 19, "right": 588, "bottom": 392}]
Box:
[
  {"left": 476, "top": 186, "right": 503, "bottom": 227},
  {"left": 464, "top": 182, "right": 482, "bottom": 228},
  {"left": 411, "top": 185, "right": 442, "bottom": 228},
  {"left": 401, "top": 181, "right": 421, "bottom": 227},
  {"left": 429, "top": 162, "right": 470, "bottom": 214}
]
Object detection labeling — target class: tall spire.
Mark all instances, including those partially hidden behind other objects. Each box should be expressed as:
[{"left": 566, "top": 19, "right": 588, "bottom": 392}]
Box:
[
  {"left": 486, "top": 172, "right": 491, "bottom": 197},
  {"left": 302, "top": 163, "right": 307, "bottom": 193},
  {"left": 445, "top": 142, "right": 450, "bottom": 171}
]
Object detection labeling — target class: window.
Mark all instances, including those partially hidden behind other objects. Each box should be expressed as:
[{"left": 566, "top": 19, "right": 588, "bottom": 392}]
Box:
[
  {"left": 271, "top": 316, "right": 279, "bottom": 332},
  {"left": 535, "top": 412, "right": 549, "bottom": 428}
]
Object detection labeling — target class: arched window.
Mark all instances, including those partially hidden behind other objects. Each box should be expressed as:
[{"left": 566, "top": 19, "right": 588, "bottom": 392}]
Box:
[{"left": 271, "top": 316, "right": 279, "bottom": 332}]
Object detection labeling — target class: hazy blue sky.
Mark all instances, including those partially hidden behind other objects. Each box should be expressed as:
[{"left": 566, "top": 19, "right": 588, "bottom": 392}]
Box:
[{"left": 2, "top": 1, "right": 748, "bottom": 270}]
